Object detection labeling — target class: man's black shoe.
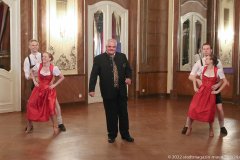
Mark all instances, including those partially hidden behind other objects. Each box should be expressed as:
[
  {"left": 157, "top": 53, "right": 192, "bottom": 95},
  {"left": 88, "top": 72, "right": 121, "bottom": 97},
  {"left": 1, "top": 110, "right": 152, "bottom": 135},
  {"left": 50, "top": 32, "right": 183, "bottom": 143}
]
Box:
[
  {"left": 108, "top": 138, "right": 115, "bottom": 143},
  {"left": 122, "top": 136, "right": 134, "bottom": 142},
  {"left": 181, "top": 126, "right": 188, "bottom": 134},
  {"left": 58, "top": 124, "right": 66, "bottom": 132},
  {"left": 220, "top": 127, "right": 228, "bottom": 135}
]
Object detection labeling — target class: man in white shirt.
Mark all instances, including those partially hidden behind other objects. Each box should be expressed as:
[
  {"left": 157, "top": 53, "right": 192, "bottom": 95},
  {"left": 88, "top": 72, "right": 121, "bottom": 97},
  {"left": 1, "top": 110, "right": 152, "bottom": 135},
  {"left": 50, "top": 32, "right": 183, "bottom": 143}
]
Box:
[
  {"left": 182, "top": 43, "right": 228, "bottom": 135},
  {"left": 23, "top": 39, "right": 66, "bottom": 132}
]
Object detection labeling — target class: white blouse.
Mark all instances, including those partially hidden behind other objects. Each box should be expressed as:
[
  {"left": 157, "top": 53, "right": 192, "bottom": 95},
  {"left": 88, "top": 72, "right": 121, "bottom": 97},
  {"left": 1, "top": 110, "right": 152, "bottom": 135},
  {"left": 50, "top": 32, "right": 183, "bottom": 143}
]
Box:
[
  {"left": 197, "top": 66, "right": 225, "bottom": 79},
  {"left": 190, "top": 57, "right": 223, "bottom": 76},
  {"left": 32, "top": 63, "right": 61, "bottom": 76}
]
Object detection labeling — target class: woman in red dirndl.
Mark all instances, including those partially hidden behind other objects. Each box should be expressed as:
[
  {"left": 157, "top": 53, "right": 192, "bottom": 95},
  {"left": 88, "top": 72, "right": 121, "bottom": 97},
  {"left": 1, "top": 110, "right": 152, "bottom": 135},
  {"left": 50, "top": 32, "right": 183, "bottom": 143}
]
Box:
[
  {"left": 25, "top": 52, "right": 64, "bottom": 134},
  {"left": 186, "top": 55, "right": 228, "bottom": 137}
]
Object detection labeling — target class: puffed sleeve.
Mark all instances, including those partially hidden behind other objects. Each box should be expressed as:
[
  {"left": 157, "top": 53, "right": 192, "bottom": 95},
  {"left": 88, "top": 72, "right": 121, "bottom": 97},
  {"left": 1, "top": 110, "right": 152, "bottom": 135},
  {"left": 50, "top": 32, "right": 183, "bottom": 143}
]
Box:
[
  {"left": 217, "top": 69, "right": 226, "bottom": 79},
  {"left": 216, "top": 59, "right": 223, "bottom": 70},
  {"left": 53, "top": 66, "right": 61, "bottom": 76}
]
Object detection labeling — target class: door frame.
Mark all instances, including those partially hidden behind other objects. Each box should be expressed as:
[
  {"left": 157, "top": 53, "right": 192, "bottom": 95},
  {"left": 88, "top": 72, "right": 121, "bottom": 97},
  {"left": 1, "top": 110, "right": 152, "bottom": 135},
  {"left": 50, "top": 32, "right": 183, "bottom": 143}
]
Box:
[{"left": 0, "top": 0, "right": 21, "bottom": 113}]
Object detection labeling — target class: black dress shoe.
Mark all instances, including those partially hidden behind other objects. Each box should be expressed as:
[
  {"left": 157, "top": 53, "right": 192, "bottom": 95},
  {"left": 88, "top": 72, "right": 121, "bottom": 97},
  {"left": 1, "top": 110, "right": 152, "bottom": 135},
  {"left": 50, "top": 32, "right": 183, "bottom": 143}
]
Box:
[
  {"left": 220, "top": 127, "right": 228, "bottom": 135},
  {"left": 108, "top": 138, "right": 115, "bottom": 143},
  {"left": 58, "top": 124, "right": 66, "bottom": 132},
  {"left": 181, "top": 126, "right": 188, "bottom": 134},
  {"left": 122, "top": 136, "right": 134, "bottom": 142}
]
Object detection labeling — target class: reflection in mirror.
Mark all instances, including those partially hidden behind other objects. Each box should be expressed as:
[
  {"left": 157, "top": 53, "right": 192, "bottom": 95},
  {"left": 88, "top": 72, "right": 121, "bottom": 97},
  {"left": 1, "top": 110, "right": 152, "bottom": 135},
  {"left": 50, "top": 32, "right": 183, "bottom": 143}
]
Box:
[
  {"left": 195, "top": 20, "right": 202, "bottom": 55},
  {"left": 93, "top": 11, "right": 103, "bottom": 57},
  {"left": 112, "top": 12, "right": 121, "bottom": 52},
  {"left": 0, "top": 2, "right": 10, "bottom": 71},
  {"left": 182, "top": 19, "right": 190, "bottom": 66}
]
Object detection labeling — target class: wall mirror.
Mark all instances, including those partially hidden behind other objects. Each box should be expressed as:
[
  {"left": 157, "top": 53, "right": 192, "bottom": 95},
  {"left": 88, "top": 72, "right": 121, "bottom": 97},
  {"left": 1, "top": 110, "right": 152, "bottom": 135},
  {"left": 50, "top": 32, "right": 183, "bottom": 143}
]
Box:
[
  {"left": 0, "top": 1, "right": 10, "bottom": 71},
  {"left": 93, "top": 10, "right": 103, "bottom": 57}
]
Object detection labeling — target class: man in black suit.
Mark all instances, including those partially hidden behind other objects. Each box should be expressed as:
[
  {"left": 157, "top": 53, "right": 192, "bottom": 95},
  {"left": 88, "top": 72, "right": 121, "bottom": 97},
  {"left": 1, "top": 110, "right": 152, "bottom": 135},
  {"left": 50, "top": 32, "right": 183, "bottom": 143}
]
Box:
[{"left": 89, "top": 39, "right": 134, "bottom": 143}]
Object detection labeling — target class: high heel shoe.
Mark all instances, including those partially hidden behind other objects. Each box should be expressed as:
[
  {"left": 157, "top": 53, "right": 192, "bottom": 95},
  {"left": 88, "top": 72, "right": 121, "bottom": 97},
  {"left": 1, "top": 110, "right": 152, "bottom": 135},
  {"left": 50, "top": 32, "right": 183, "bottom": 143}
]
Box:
[
  {"left": 185, "top": 127, "right": 192, "bottom": 136},
  {"left": 209, "top": 128, "right": 214, "bottom": 137},
  {"left": 25, "top": 125, "right": 33, "bottom": 133}
]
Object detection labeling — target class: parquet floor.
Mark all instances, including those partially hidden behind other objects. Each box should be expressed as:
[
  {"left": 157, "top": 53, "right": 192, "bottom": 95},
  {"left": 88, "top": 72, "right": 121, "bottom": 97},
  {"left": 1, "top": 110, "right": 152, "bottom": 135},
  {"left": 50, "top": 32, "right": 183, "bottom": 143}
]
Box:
[{"left": 0, "top": 97, "right": 239, "bottom": 160}]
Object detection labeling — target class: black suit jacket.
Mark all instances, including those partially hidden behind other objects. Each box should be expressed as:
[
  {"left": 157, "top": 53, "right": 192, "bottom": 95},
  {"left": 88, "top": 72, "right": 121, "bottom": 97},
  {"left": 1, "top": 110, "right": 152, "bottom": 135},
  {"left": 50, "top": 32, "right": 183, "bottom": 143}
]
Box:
[{"left": 89, "top": 52, "right": 132, "bottom": 99}]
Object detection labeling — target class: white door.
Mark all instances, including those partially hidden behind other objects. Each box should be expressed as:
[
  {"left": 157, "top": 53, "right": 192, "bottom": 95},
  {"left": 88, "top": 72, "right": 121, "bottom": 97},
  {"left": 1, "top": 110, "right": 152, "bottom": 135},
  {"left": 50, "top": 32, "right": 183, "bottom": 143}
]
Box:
[
  {"left": 87, "top": 1, "right": 128, "bottom": 103},
  {"left": 180, "top": 12, "right": 206, "bottom": 71},
  {"left": 0, "top": 0, "right": 21, "bottom": 113}
]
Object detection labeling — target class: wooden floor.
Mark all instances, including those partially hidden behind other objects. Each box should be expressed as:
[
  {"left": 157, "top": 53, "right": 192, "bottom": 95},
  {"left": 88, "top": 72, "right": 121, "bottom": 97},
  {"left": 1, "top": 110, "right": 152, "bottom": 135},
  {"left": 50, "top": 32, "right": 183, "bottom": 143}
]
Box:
[{"left": 0, "top": 97, "right": 240, "bottom": 160}]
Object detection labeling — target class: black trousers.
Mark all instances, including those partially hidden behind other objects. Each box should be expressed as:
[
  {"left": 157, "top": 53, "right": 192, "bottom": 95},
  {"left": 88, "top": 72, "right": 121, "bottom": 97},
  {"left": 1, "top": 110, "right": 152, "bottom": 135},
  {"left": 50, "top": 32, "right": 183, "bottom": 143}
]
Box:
[
  {"left": 31, "top": 81, "right": 35, "bottom": 90},
  {"left": 103, "top": 92, "right": 130, "bottom": 139}
]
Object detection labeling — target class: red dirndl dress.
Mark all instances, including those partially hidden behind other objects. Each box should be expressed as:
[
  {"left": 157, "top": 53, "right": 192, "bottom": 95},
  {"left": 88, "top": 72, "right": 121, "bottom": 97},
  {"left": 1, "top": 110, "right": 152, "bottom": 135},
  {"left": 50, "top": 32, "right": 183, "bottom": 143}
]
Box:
[
  {"left": 188, "top": 66, "right": 218, "bottom": 123},
  {"left": 27, "top": 63, "right": 56, "bottom": 122}
]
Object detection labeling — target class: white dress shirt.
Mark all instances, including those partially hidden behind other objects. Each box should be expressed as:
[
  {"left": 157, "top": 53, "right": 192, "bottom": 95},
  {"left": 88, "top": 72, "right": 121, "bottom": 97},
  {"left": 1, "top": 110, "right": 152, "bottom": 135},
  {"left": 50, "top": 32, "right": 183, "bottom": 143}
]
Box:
[
  {"left": 32, "top": 63, "right": 61, "bottom": 76},
  {"left": 23, "top": 52, "right": 42, "bottom": 79}
]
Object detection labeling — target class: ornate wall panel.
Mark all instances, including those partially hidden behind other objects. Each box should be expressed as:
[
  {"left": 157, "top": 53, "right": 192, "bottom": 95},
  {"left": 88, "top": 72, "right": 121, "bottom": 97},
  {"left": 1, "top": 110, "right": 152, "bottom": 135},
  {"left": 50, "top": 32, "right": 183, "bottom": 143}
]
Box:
[
  {"left": 218, "top": 0, "right": 234, "bottom": 68},
  {"left": 46, "top": 0, "right": 78, "bottom": 75}
]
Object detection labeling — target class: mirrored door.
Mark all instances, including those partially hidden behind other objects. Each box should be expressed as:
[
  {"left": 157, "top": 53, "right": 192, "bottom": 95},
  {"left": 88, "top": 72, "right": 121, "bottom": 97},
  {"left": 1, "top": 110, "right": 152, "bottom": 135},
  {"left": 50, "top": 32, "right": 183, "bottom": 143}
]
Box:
[
  {"left": 87, "top": 1, "right": 128, "bottom": 103},
  {"left": 180, "top": 13, "right": 206, "bottom": 71}
]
